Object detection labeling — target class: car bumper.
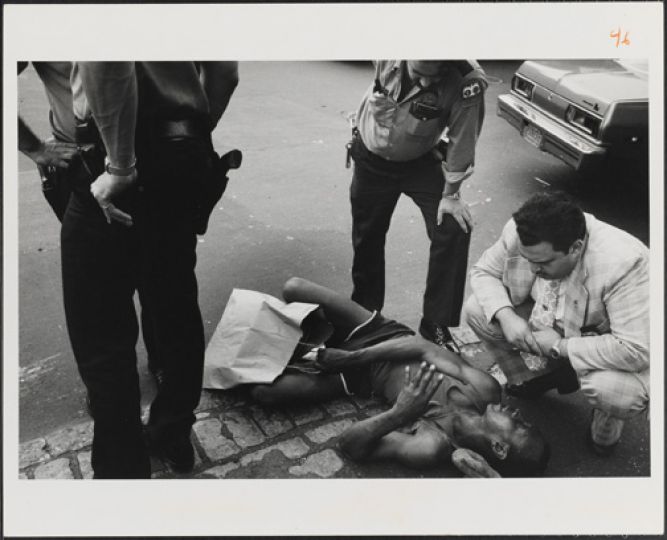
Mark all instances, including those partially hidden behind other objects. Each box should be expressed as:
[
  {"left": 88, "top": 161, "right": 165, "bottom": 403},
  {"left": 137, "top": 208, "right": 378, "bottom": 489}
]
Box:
[{"left": 497, "top": 93, "right": 607, "bottom": 172}]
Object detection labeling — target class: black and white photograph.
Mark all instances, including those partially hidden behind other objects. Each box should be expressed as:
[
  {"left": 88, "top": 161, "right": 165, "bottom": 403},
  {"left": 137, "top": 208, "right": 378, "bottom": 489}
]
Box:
[{"left": 3, "top": 3, "right": 664, "bottom": 537}]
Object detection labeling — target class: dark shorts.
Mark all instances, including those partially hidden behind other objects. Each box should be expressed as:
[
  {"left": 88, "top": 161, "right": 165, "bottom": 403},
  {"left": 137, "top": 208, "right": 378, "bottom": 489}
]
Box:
[{"left": 335, "top": 312, "right": 414, "bottom": 397}]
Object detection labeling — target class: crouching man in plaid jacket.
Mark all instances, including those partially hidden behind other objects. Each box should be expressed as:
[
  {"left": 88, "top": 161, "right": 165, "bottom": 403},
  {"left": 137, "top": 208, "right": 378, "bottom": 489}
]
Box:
[{"left": 463, "top": 191, "right": 649, "bottom": 456}]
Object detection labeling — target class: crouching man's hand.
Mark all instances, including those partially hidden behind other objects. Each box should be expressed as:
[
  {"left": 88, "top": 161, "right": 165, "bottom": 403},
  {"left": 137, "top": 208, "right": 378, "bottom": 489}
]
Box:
[
  {"left": 495, "top": 307, "right": 541, "bottom": 355},
  {"left": 392, "top": 362, "right": 444, "bottom": 423}
]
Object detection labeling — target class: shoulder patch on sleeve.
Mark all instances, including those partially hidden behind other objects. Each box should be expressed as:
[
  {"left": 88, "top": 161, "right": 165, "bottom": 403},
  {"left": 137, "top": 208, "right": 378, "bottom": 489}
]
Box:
[{"left": 462, "top": 80, "right": 483, "bottom": 100}]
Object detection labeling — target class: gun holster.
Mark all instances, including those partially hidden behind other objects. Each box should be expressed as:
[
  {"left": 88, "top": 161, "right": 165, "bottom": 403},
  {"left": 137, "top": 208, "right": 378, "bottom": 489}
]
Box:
[
  {"left": 194, "top": 149, "right": 242, "bottom": 235},
  {"left": 41, "top": 140, "right": 106, "bottom": 222}
]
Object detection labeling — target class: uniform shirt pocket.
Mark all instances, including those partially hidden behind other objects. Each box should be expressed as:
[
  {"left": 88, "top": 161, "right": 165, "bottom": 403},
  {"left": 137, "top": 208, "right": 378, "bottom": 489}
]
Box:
[
  {"left": 367, "top": 92, "right": 397, "bottom": 129},
  {"left": 404, "top": 115, "right": 440, "bottom": 139}
]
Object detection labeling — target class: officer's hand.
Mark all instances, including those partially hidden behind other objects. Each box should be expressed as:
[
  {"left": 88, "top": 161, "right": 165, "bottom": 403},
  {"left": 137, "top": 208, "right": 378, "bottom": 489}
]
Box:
[
  {"left": 26, "top": 139, "right": 79, "bottom": 169},
  {"left": 437, "top": 195, "right": 473, "bottom": 233},
  {"left": 90, "top": 170, "right": 136, "bottom": 227}
]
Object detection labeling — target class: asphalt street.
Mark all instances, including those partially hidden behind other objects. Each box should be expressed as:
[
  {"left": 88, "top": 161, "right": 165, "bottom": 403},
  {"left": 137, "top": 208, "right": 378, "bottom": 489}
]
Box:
[{"left": 16, "top": 60, "right": 650, "bottom": 476}]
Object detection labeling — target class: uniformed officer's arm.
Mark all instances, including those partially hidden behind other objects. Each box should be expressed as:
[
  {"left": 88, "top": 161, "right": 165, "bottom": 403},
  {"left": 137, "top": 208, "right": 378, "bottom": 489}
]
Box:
[
  {"left": 444, "top": 71, "right": 486, "bottom": 184},
  {"left": 18, "top": 61, "right": 79, "bottom": 169},
  {"left": 200, "top": 61, "right": 239, "bottom": 130},
  {"left": 77, "top": 62, "right": 137, "bottom": 227},
  {"left": 436, "top": 68, "right": 487, "bottom": 232},
  {"left": 19, "top": 116, "right": 78, "bottom": 169},
  {"left": 77, "top": 61, "right": 137, "bottom": 169}
]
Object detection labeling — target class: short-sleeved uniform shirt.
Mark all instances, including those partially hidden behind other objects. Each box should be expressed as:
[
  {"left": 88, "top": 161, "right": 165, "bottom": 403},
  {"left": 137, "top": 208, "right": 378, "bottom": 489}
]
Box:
[
  {"left": 30, "top": 62, "right": 89, "bottom": 142},
  {"left": 356, "top": 60, "right": 487, "bottom": 177}
]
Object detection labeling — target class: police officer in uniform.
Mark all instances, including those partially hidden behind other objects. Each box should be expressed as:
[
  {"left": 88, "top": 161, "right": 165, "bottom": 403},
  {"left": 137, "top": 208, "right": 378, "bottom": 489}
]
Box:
[
  {"left": 349, "top": 60, "right": 487, "bottom": 349},
  {"left": 18, "top": 62, "right": 103, "bottom": 220},
  {"left": 67, "top": 62, "right": 239, "bottom": 478}
]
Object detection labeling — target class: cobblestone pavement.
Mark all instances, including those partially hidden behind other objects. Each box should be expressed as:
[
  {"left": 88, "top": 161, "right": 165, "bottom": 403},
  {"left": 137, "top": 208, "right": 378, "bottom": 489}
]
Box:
[{"left": 19, "top": 328, "right": 487, "bottom": 480}]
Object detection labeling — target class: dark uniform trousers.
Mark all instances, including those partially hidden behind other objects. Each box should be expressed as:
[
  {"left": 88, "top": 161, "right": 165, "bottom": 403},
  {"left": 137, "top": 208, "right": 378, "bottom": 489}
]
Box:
[
  {"left": 61, "top": 129, "right": 211, "bottom": 478},
  {"left": 350, "top": 137, "right": 471, "bottom": 328}
]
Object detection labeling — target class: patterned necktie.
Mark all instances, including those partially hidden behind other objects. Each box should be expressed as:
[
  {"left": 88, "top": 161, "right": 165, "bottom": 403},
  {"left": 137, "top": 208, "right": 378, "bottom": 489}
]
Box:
[{"left": 522, "top": 279, "right": 561, "bottom": 371}]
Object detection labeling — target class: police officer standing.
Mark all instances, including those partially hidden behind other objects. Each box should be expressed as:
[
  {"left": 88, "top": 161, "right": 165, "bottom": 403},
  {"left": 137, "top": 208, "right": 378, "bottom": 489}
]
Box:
[
  {"left": 68, "top": 62, "right": 239, "bottom": 478},
  {"left": 18, "top": 62, "right": 103, "bottom": 220},
  {"left": 348, "top": 60, "right": 486, "bottom": 349}
]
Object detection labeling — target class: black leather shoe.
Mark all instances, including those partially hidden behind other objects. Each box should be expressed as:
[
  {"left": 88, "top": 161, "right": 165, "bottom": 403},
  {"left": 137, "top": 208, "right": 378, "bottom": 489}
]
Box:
[
  {"left": 148, "top": 431, "right": 195, "bottom": 474},
  {"left": 419, "top": 319, "right": 461, "bottom": 354},
  {"left": 506, "top": 362, "right": 580, "bottom": 400}
]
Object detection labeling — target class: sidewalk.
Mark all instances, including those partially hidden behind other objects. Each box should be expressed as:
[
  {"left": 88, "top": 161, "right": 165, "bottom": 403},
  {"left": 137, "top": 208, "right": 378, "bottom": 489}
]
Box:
[{"left": 19, "top": 327, "right": 487, "bottom": 480}]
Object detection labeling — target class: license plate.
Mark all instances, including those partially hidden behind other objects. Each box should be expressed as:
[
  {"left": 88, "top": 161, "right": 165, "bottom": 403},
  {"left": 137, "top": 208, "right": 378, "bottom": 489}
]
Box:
[{"left": 522, "top": 123, "right": 543, "bottom": 149}]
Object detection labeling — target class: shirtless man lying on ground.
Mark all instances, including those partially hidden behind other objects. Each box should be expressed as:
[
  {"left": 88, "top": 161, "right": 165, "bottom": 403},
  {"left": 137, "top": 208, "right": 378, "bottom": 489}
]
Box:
[{"left": 249, "top": 277, "right": 550, "bottom": 478}]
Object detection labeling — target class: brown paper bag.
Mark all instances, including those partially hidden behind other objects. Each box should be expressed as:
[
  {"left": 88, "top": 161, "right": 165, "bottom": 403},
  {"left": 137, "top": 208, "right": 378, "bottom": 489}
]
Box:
[{"left": 202, "top": 289, "right": 324, "bottom": 389}]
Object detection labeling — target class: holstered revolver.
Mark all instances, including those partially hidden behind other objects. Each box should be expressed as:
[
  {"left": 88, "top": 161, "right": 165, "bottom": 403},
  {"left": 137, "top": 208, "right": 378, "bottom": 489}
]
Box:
[{"left": 195, "top": 149, "right": 242, "bottom": 235}]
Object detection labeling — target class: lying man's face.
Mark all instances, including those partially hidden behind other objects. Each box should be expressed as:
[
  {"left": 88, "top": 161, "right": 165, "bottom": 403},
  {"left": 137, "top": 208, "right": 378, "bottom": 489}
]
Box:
[
  {"left": 481, "top": 403, "right": 533, "bottom": 447},
  {"left": 453, "top": 403, "right": 548, "bottom": 474}
]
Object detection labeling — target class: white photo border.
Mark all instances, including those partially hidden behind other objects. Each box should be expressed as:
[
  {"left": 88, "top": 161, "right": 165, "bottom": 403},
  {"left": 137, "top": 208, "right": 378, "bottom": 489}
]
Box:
[{"left": 3, "top": 2, "right": 664, "bottom": 536}]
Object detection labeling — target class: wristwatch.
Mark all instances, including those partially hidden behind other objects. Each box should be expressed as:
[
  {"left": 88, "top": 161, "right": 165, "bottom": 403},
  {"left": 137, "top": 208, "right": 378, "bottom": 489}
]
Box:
[
  {"left": 549, "top": 339, "right": 562, "bottom": 360},
  {"left": 444, "top": 191, "right": 461, "bottom": 200}
]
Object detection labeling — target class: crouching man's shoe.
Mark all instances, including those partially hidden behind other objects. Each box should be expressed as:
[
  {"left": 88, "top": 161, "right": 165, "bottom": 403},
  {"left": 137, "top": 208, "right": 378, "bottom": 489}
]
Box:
[
  {"left": 587, "top": 408, "right": 623, "bottom": 457},
  {"left": 419, "top": 319, "right": 461, "bottom": 354},
  {"left": 506, "top": 362, "right": 580, "bottom": 400}
]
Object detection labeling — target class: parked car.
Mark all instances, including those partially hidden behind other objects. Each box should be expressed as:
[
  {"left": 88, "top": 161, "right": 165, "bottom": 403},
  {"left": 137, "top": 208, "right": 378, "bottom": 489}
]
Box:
[{"left": 497, "top": 59, "right": 648, "bottom": 179}]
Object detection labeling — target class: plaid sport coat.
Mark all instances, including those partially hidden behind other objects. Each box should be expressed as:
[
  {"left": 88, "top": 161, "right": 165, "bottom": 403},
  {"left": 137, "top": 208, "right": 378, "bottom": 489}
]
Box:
[{"left": 470, "top": 214, "right": 649, "bottom": 374}]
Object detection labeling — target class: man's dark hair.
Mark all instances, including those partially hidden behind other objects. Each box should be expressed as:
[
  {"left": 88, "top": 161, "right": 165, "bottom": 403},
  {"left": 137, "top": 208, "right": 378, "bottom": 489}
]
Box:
[
  {"left": 512, "top": 192, "right": 586, "bottom": 253},
  {"left": 458, "top": 427, "right": 551, "bottom": 478}
]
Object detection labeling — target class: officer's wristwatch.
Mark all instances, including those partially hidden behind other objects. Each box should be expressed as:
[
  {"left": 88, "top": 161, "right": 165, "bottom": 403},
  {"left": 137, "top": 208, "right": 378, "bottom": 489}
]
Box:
[
  {"left": 549, "top": 339, "right": 562, "bottom": 360},
  {"left": 444, "top": 191, "right": 461, "bottom": 200}
]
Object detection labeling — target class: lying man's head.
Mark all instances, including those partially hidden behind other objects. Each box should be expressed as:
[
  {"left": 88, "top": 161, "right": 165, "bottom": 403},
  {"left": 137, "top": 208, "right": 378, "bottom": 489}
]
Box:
[
  {"left": 512, "top": 191, "right": 587, "bottom": 280},
  {"left": 454, "top": 403, "right": 550, "bottom": 477}
]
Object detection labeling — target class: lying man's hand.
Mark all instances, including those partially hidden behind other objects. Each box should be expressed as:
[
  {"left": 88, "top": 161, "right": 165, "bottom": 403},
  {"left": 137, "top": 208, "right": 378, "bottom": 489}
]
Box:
[
  {"left": 90, "top": 170, "right": 136, "bottom": 227},
  {"left": 452, "top": 448, "right": 501, "bottom": 478},
  {"left": 392, "top": 362, "right": 444, "bottom": 422}
]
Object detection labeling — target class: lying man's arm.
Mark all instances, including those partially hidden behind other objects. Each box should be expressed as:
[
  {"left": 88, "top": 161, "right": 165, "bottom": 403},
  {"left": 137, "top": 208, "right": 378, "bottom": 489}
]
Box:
[
  {"left": 316, "top": 337, "right": 501, "bottom": 403},
  {"left": 338, "top": 363, "right": 452, "bottom": 468}
]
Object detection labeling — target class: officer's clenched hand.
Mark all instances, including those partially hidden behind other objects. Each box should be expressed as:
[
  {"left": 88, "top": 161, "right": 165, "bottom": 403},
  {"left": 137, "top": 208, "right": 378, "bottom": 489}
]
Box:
[
  {"left": 437, "top": 195, "right": 473, "bottom": 233},
  {"left": 90, "top": 170, "right": 136, "bottom": 227},
  {"left": 26, "top": 139, "right": 79, "bottom": 169}
]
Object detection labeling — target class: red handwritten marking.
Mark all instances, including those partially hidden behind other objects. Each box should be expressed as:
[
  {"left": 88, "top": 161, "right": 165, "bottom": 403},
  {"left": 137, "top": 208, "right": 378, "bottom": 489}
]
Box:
[{"left": 610, "top": 28, "right": 631, "bottom": 47}]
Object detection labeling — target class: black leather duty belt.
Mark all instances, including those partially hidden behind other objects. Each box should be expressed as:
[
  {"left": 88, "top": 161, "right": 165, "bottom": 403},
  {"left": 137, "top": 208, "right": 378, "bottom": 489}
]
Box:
[{"left": 153, "top": 118, "right": 210, "bottom": 140}]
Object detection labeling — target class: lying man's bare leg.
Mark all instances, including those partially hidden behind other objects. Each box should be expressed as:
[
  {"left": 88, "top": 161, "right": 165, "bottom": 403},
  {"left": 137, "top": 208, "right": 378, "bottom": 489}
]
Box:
[
  {"left": 281, "top": 276, "right": 373, "bottom": 330},
  {"left": 250, "top": 277, "right": 373, "bottom": 406},
  {"left": 250, "top": 372, "right": 345, "bottom": 406}
]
